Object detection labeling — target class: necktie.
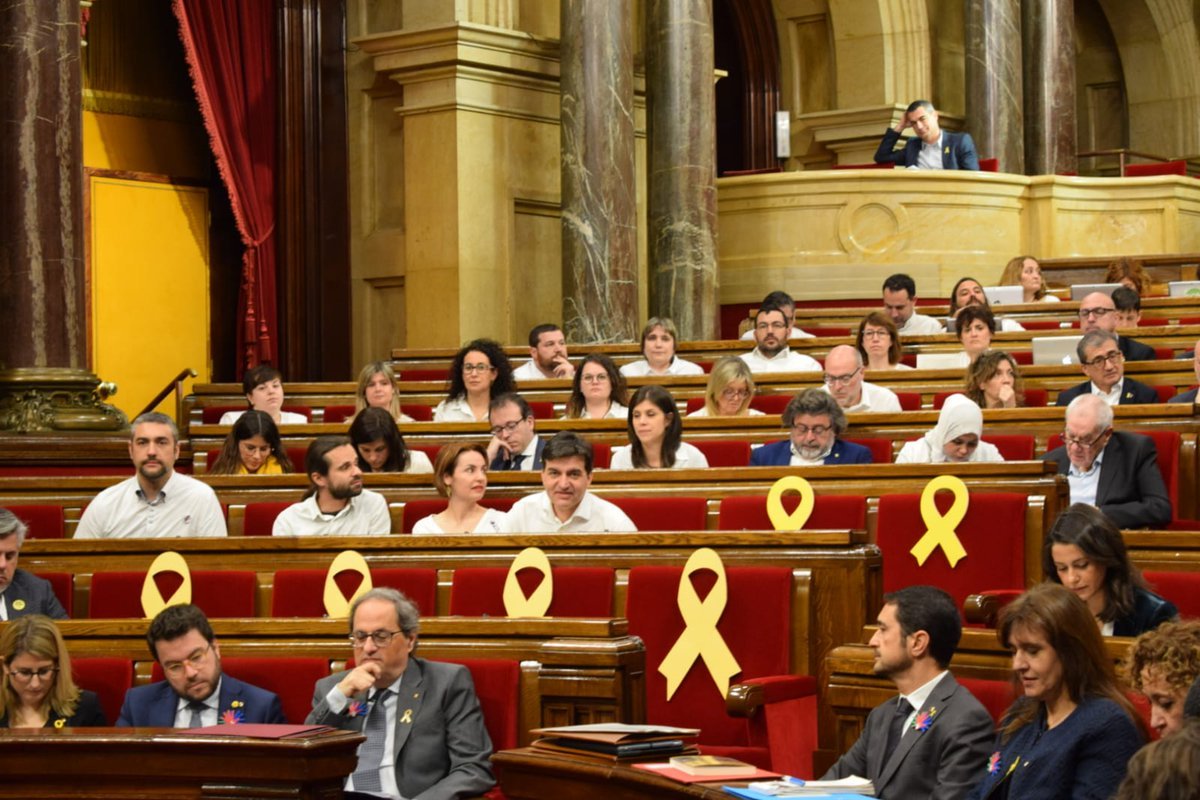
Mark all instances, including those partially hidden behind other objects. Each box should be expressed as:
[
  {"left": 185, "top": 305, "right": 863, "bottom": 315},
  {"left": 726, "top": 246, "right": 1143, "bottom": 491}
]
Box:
[
  {"left": 352, "top": 689, "right": 391, "bottom": 792},
  {"left": 187, "top": 700, "right": 207, "bottom": 728},
  {"left": 509, "top": 454, "right": 525, "bottom": 470},
  {"left": 882, "top": 698, "right": 912, "bottom": 766}
]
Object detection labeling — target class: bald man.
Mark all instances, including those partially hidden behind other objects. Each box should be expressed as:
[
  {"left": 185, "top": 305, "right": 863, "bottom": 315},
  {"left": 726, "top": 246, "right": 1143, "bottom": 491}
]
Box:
[
  {"left": 822, "top": 345, "right": 901, "bottom": 413},
  {"left": 1077, "top": 291, "right": 1155, "bottom": 362}
]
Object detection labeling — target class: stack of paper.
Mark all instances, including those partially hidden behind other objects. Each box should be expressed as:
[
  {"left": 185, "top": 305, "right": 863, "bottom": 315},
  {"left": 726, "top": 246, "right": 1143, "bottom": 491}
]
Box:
[
  {"left": 529, "top": 723, "right": 700, "bottom": 762},
  {"left": 723, "top": 775, "right": 875, "bottom": 798}
]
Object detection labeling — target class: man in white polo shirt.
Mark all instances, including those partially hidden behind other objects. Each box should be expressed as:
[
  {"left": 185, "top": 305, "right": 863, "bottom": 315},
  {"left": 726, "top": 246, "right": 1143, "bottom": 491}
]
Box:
[
  {"left": 76, "top": 413, "right": 226, "bottom": 539},
  {"left": 739, "top": 304, "right": 822, "bottom": 374},
  {"left": 822, "top": 345, "right": 902, "bottom": 413},
  {"left": 273, "top": 436, "right": 391, "bottom": 536},
  {"left": 503, "top": 432, "right": 636, "bottom": 533},
  {"left": 512, "top": 323, "right": 575, "bottom": 381}
]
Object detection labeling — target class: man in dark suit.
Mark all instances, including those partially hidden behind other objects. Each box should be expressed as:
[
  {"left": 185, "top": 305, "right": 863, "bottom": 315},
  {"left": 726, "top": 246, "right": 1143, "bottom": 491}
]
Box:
[
  {"left": 823, "top": 586, "right": 993, "bottom": 799},
  {"left": 874, "top": 101, "right": 980, "bottom": 170},
  {"left": 117, "top": 604, "right": 285, "bottom": 726},
  {"left": 1055, "top": 330, "right": 1159, "bottom": 407},
  {"left": 1043, "top": 394, "right": 1172, "bottom": 528},
  {"left": 750, "top": 388, "right": 873, "bottom": 466},
  {"left": 1168, "top": 340, "right": 1200, "bottom": 403},
  {"left": 486, "top": 393, "right": 545, "bottom": 471},
  {"left": 307, "top": 587, "right": 494, "bottom": 800},
  {"left": 1077, "top": 290, "right": 1156, "bottom": 362},
  {"left": 0, "top": 508, "right": 67, "bottom": 620}
]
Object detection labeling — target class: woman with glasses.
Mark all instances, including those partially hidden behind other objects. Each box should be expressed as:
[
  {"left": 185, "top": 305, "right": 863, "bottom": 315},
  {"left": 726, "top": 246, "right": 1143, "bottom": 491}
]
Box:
[
  {"left": 0, "top": 614, "right": 106, "bottom": 728},
  {"left": 433, "top": 339, "right": 515, "bottom": 422},
  {"left": 619, "top": 318, "right": 705, "bottom": 377},
  {"left": 1000, "top": 255, "right": 1060, "bottom": 303},
  {"left": 896, "top": 393, "right": 1003, "bottom": 463},
  {"left": 690, "top": 356, "right": 764, "bottom": 417},
  {"left": 348, "top": 407, "right": 433, "bottom": 474},
  {"left": 610, "top": 385, "right": 708, "bottom": 469},
  {"left": 208, "top": 410, "right": 294, "bottom": 475},
  {"left": 355, "top": 361, "right": 415, "bottom": 423},
  {"left": 564, "top": 353, "right": 628, "bottom": 419},
  {"left": 856, "top": 312, "right": 911, "bottom": 371},
  {"left": 412, "top": 443, "right": 506, "bottom": 534},
  {"left": 965, "top": 351, "right": 1025, "bottom": 409}
]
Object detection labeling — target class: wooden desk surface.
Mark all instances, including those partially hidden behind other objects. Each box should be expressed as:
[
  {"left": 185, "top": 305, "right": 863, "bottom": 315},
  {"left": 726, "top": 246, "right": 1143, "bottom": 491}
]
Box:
[{"left": 494, "top": 747, "right": 733, "bottom": 799}]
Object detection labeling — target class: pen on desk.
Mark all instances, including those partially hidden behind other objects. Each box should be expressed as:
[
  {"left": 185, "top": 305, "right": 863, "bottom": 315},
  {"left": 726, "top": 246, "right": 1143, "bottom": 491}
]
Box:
[{"left": 783, "top": 775, "right": 805, "bottom": 785}]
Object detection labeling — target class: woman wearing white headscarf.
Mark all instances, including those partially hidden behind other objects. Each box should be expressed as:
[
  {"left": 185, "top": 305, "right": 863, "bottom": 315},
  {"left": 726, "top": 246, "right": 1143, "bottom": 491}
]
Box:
[{"left": 895, "top": 393, "right": 1004, "bottom": 464}]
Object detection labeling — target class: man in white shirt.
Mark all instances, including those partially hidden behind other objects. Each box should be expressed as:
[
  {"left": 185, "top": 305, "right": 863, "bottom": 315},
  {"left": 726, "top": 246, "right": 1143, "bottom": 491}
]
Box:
[
  {"left": 76, "top": 413, "right": 226, "bottom": 539},
  {"left": 273, "top": 436, "right": 391, "bottom": 536},
  {"left": 739, "top": 305, "right": 822, "bottom": 374},
  {"left": 503, "top": 432, "right": 636, "bottom": 533},
  {"left": 881, "top": 274, "right": 945, "bottom": 337},
  {"left": 512, "top": 323, "right": 575, "bottom": 381},
  {"left": 738, "top": 290, "right": 814, "bottom": 340},
  {"left": 822, "top": 345, "right": 902, "bottom": 413},
  {"left": 873, "top": 100, "right": 980, "bottom": 171}
]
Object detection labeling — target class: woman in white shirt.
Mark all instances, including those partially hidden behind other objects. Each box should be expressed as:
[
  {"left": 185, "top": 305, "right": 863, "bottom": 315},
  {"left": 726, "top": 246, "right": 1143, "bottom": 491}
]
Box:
[
  {"left": 619, "top": 317, "right": 704, "bottom": 378},
  {"left": 348, "top": 407, "right": 433, "bottom": 473},
  {"left": 610, "top": 385, "right": 708, "bottom": 470},
  {"left": 953, "top": 304, "right": 997, "bottom": 367},
  {"left": 856, "top": 312, "right": 913, "bottom": 371},
  {"left": 1000, "top": 255, "right": 1060, "bottom": 303},
  {"left": 564, "top": 353, "right": 629, "bottom": 419},
  {"left": 895, "top": 393, "right": 1004, "bottom": 464},
  {"left": 432, "top": 339, "right": 515, "bottom": 422},
  {"left": 689, "top": 356, "right": 764, "bottom": 417},
  {"left": 218, "top": 364, "right": 309, "bottom": 426},
  {"left": 412, "top": 442, "right": 506, "bottom": 534},
  {"left": 355, "top": 361, "right": 416, "bottom": 423}
]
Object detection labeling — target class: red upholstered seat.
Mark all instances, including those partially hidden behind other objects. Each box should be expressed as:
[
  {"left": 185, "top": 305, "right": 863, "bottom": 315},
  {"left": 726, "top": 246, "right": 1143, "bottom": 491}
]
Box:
[
  {"left": 1143, "top": 571, "right": 1200, "bottom": 619},
  {"left": 982, "top": 434, "right": 1035, "bottom": 461},
  {"left": 876, "top": 491, "right": 1027, "bottom": 610},
  {"left": 845, "top": 437, "right": 893, "bottom": 463},
  {"left": 243, "top": 501, "right": 293, "bottom": 536},
  {"left": 958, "top": 677, "right": 1016, "bottom": 725},
  {"left": 1125, "top": 160, "right": 1187, "bottom": 177},
  {"left": 1139, "top": 317, "right": 1168, "bottom": 327},
  {"left": 89, "top": 570, "right": 257, "bottom": 618},
  {"left": 1011, "top": 351, "right": 1033, "bottom": 365},
  {"left": 625, "top": 566, "right": 817, "bottom": 776},
  {"left": 449, "top": 567, "right": 615, "bottom": 618},
  {"left": 400, "top": 497, "right": 517, "bottom": 534},
  {"left": 411, "top": 444, "right": 443, "bottom": 464},
  {"left": 323, "top": 404, "right": 355, "bottom": 423},
  {"left": 979, "top": 158, "right": 1000, "bottom": 172},
  {"left": 685, "top": 398, "right": 705, "bottom": 415},
  {"left": 895, "top": 392, "right": 922, "bottom": 411},
  {"left": 37, "top": 571, "right": 73, "bottom": 617},
  {"left": 527, "top": 401, "right": 556, "bottom": 420},
  {"left": 286, "top": 447, "right": 308, "bottom": 471},
  {"left": 221, "top": 657, "right": 331, "bottom": 725},
  {"left": 608, "top": 496, "right": 708, "bottom": 531},
  {"left": 693, "top": 440, "right": 751, "bottom": 467},
  {"left": 1020, "top": 320, "right": 1063, "bottom": 330},
  {"left": 72, "top": 657, "right": 134, "bottom": 725},
  {"left": 272, "top": 568, "right": 439, "bottom": 618},
  {"left": 749, "top": 395, "right": 791, "bottom": 415},
  {"left": 8, "top": 504, "right": 65, "bottom": 539},
  {"left": 592, "top": 442, "right": 612, "bottom": 469},
  {"left": 1024, "top": 388, "right": 1048, "bottom": 407},
  {"left": 1047, "top": 430, "right": 1179, "bottom": 519},
  {"left": 324, "top": 404, "right": 435, "bottom": 423},
  {"left": 1153, "top": 383, "right": 1176, "bottom": 402},
  {"left": 718, "top": 494, "right": 867, "bottom": 532},
  {"left": 442, "top": 658, "right": 521, "bottom": 752}
]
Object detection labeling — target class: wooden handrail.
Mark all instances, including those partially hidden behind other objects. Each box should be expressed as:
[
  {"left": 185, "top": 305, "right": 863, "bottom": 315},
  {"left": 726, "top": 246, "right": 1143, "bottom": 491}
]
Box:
[
  {"left": 137, "top": 367, "right": 197, "bottom": 420},
  {"left": 1076, "top": 148, "right": 1175, "bottom": 176}
]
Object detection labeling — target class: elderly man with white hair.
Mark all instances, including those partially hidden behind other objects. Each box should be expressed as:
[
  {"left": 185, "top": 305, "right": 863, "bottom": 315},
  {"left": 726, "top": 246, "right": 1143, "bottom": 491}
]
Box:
[{"left": 822, "top": 345, "right": 902, "bottom": 413}]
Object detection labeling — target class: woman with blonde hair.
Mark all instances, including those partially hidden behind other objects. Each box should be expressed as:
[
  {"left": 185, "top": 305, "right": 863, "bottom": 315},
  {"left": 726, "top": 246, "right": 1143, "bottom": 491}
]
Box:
[
  {"left": 1000, "top": 255, "right": 1059, "bottom": 303},
  {"left": 965, "top": 351, "right": 1025, "bottom": 409},
  {"left": 0, "top": 615, "right": 106, "bottom": 728},
  {"left": 355, "top": 361, "right": 415, "bottom": 423},
  {"left": 690, "top": 356, "right": 763, "bottom": 417},
  {"left": 855, "top": 312, "right": 911, "bottom": 371},
  {"left": 411, "top": 442, "right": 506, "bottom": 534}
]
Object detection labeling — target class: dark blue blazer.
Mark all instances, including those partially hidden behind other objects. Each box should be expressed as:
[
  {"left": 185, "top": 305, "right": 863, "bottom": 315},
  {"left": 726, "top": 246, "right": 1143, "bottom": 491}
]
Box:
[
  {"left": 116, "top": 674, "right": 285, "bottom": 727},
  {"left": 750, "top": 438, "right": 873, "bottom": 467},
  {"left": 1112, "top": 586, "right": 1178, "bottom": 637},
  {"left": 489, "top": 437, "right": 546, "bottom": 471},
  {"left": 1054, "top": 376, "right": 1159, "bottom": 406},
  {"left": 1118, "top": 335, "right": 1156, "bottom": 362},
  {"left": 874, "top": 128, "right": 980, "bottom": 170},
  {"left": 1168, "top": 387, "right": 1197, "bottom": 404},
  {"left": 6, "top": 569, "right": 68, "bottom": 619}
]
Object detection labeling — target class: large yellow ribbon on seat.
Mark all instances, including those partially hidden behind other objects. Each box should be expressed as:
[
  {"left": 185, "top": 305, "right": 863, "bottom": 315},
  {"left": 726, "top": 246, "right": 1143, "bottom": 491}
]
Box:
[
  {"left": 909, "top": 475, "right": 970, "bottom": 567},
  {"left": 766, "top": 476, "right": 815, "bottom": 530},
  {"left": 657, "top": 548, "right": 742, "bottom": 700},
  {"left": 323, "top": 550, "right": 373, "bottom": 618},
  {"left": 502, "top": 547, "right": 553, "bottom": 618},
  {"left": 140, "top": 551, "right": 193, "bottom": 618}
]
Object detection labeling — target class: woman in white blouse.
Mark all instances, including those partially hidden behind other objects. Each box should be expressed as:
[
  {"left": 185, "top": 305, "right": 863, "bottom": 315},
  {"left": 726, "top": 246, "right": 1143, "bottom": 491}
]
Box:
[
  {"left": 610, "top": 385, "right": 708, "bottom": 470},
  {"left": 895, "top": 393, "right": 1004, "bottom": 464},
  {"left": 348, "top": 407, "right": 433, "bottom": 474},
  {"left": 355, "top": 361, "right": 416, "bottom": 423},
  {"left": 432, "top": 339, "right": 515, "bottom": 422},
  {"left": 218, "top": 364, "right": 309, "bottom": 426},
  {"left": 564, "top": 353, "right": 628, "bottom": 419},
  {"left": 689, "top": 356, "right": 764, "bottom": 417},
  {"left": 619, "top": 317, "right": 704, "bottom": 377},
  {"left": 411, "top": 442, "right": 507, "bottom": 534}
]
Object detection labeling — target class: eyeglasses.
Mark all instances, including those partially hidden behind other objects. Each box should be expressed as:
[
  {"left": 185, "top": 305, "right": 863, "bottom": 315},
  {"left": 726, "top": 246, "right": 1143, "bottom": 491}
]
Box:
[
  {"left": 162, "top": 645, "right": 212, "bottom": 677},
  {"left": 791, "top": 424, "right": 831, "bottom": 437},
  {"left": 1082, "top": 351, "right": 1123, "bottom": 369},
  {"left": 462, "top": 363, "right": 494, "bottom": 374},
  {"left": 350, "top": 630, "right": 405, "bottom": 648},
  {"left": 861, "top": 329, "right": 889, "bottom": 340},
  {"left": 824, "top": 368, "right": 862, "bottom": 387},
  {"left": 7, "top": 666, "right": 57, "bottom": 683},
  {"left": 1062, "top": 428, "right": 1111, "bottom": 449},
  {"left": 580, "top": 373, "right": 610, "bottom": 384},
  {"left": 756, "top": 322, "right": 787, "bottom": 332},
  {"left": 489, "top": 418, "right": 529, "bottom": 437},
  {"left": 1078, "top": 307, "right": 1114, "bottom": 320},
  {"left": 721, "top": 388, "right": 750, "bottom": 401}
]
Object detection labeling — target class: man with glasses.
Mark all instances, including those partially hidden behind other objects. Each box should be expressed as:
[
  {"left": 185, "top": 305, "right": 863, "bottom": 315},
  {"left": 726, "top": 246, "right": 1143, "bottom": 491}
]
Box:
[
  {"left": 739, "top": 290, "right": 814, "bottom": 341},
  {"left": 1055, "top": 330, "right": 1159, "bottom": 407},
  {"left": 0, "top": 508, "right": 67, "bottom": 620},
  {"left": 1077, "top": 291, "right": 1155, "bottom": 361},
  {"left": 740, "top": 304, "right": 822, "bottom": 374},
  {"left": 1043, "top": 394, "right": 1171, "bottom": 528},
  {"left": 273, "top": 436, "right": 391, "bottom": 535},
  {"left": 307, "top": 587, "right": 494, "bottom": 799},
  {"left": 751, "top": 388, "right": 873, "bottom": 466},
  {"left": 117, "top": 603, "right": 285, "bottom": 726},
  {"left": 486, "top": 393, "right": 544, "bottom": 470},
  {"left": 821, "top": 345, "right": 901, "bottom": 413}
]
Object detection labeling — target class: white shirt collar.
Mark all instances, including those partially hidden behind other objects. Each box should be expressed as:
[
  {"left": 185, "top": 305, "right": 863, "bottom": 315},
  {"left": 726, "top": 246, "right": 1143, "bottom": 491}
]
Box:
[{"left": 901, "top": 670, "right": 949, "bottom": 712}]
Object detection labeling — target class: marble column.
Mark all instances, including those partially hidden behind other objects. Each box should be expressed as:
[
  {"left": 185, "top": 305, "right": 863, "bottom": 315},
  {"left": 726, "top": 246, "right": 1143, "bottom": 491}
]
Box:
[
  {"left": 0, "top": 0, "right": 124, "bottom": 431},
  {"left": 965, "top": 0, "right": 1024, "bottom": 174},
  {"left": 1023, "top": 0, "right": 1076, "bottom": 175},
  {"left": 560, "top": 0, "right": 639, "bottom": 344},
  {"left": 645, "top": 0, "right": 719, "bottom": 341}
]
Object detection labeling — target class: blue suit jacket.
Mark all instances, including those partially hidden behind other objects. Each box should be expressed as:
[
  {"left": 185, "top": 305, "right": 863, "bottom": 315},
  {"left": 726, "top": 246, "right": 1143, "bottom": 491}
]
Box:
[
  {"left": 6, "top": 569, "right": 68, "bottom": 619},
  {"left": 116, "top": 673, "right": 285, "bottom": 727},
  {"left": 489, "top": 437, "right": 546, "bottom": 471},
  {"left": 1054, "top": 376, "right": 1159, "bottom": 406},
  {"left": 750, "top": 438, "right": 873, "bottom": 467},
  {"left": 874, "top": 128, "right": 980, "bottom": 170}
]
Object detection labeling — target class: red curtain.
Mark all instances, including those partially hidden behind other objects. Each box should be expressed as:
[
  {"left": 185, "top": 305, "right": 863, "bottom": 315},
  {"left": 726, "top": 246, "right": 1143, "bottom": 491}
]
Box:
[{"left": 173, "top": 0, "right": 277, "bottom": 372}]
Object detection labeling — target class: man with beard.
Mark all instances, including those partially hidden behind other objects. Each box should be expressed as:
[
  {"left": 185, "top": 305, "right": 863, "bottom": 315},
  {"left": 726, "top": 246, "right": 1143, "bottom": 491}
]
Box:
[
  {"left": 76, "top": 412, "right": 226, "bottom": 538},
  {"left": 512, "top": 323, "right": 575, "bottom": 381},
  {"left": 739, "top": 304, "right": 821, "bottom": 373},
  {"left": 822, "top": 586, "right": 993, "bottom": 799},
  {"left": 750, "top": 389, "right": 873, "bottom": 465},
  {"left": 117, "top": 603, "right": 285, "bottom": 726},
  {"left": 273, "top": 435, "right": 391, "bottom": 535}
]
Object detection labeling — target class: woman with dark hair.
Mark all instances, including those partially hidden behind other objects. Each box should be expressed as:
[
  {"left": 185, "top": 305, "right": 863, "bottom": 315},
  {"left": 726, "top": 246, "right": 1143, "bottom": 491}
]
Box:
[
  {"left": 967, "top": 583, "right": 1146, "bottom": 800},
  {"left": 0, "top": 615, "right": 106, "bottom": 728},
  {"left": 565, "top": 353, "right": 628, "bottom": 419},
  {"left": 348, "top": 407, "right": 433, "bottom": 474},
  {"left": 954, "top": 304, "right": 996, "bottom": 367},
  {"left": 1114, "top": 718, "right": 1200, "bottom": 800},
  {"left": 209, "top": 410, "right": 293, "bottom": 475},
  {"left": 1105, "top": 256, "right": 1152, "bottom": 295},
  {"left": 1044, "top": 503, "right": 1177, "bottom": 636},
  {"left": 412, "top": 442, "right": 505, "bottom": 534},
  {"left": 433, "top": 339, "right": 515, "bottom": 422},
  {"left": 619, "top": 318, "right": 704, "bottom": 377},
  {"left": 218, "top": 364, "right": 308, "bottom": 426},
  {"left": 965, "top": 351, "right": 1024, "bottom": 409},
  {"left": 999, "top": 255, "right": 1059, "bottom": 303},
  {"left": 856, "top": 312, "right": 911, "bottom": 371},
  {"left": 355, "top": 361, "right": 414, "bottom": 423},
  {"left": 609, "top": 385, "right": 707, "bottom": 469}
]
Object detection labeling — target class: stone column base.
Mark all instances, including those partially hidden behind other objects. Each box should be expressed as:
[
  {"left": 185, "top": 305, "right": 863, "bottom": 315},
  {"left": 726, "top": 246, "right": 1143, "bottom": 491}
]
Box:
[{"left": 0, "top": 368, "right": 128, "bottom": 433}]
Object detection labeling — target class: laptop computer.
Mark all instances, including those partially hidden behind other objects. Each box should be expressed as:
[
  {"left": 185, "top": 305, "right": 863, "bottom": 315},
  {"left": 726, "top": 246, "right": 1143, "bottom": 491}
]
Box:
[
  {"left": 1032, "top": 335, "right": 1083, "bottom": 366},
  {"left": 916, "top": 352, "right": 969, "bottom": 370},
  {"left": 1168, "top": 281, "right": 1200, "bottom": 298},
  {"left": 1069, "top": 283, "right": 1123, "bottom": 300},
  {"left": 983, "top": 285, "right": 1025, "bottom": 306}
]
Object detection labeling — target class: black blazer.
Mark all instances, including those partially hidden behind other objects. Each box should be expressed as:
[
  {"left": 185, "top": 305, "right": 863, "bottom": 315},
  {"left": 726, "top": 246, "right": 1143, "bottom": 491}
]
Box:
[
  {"left": 874, "top": 129, "right": 980, "bottom": 170},
  {"left": 1118, "top": 335, "right": 1156, "bottom": 362},
  {"left": 1043, "top": 431, "right": 1172, "bottom": 528},
  {"left": 0, "top": 690, "right": 107, "bottom": 728},
  {"left": 1055, "top": 377, "right": 1159, "bottom": 407},
  {"left": 1112, "top": 587, "right": 1178, "bottom": 637},
  {"left": 489, "top": 437, "right": 545, "bottom": 471}
]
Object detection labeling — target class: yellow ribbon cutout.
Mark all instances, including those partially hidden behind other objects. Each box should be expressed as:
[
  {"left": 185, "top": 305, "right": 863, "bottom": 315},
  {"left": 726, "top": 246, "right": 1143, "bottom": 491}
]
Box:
[
  {"left": 502, "top": 547, "right": 553, "bottom": 617},
  {"left": 323, "top": 550, "right": 374, "bottom": 619},
  {"left": 657, "top": 548, "right": 742, "bottom": 700},
  {"left": 766, "top": 476, "right": 815, "bottom": 530},
  {"left": 140, "top": 551, "right": 193, "bottom": 618},
  {"left": 909, "top": 475, "right": 970, "bottom": 568}
]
